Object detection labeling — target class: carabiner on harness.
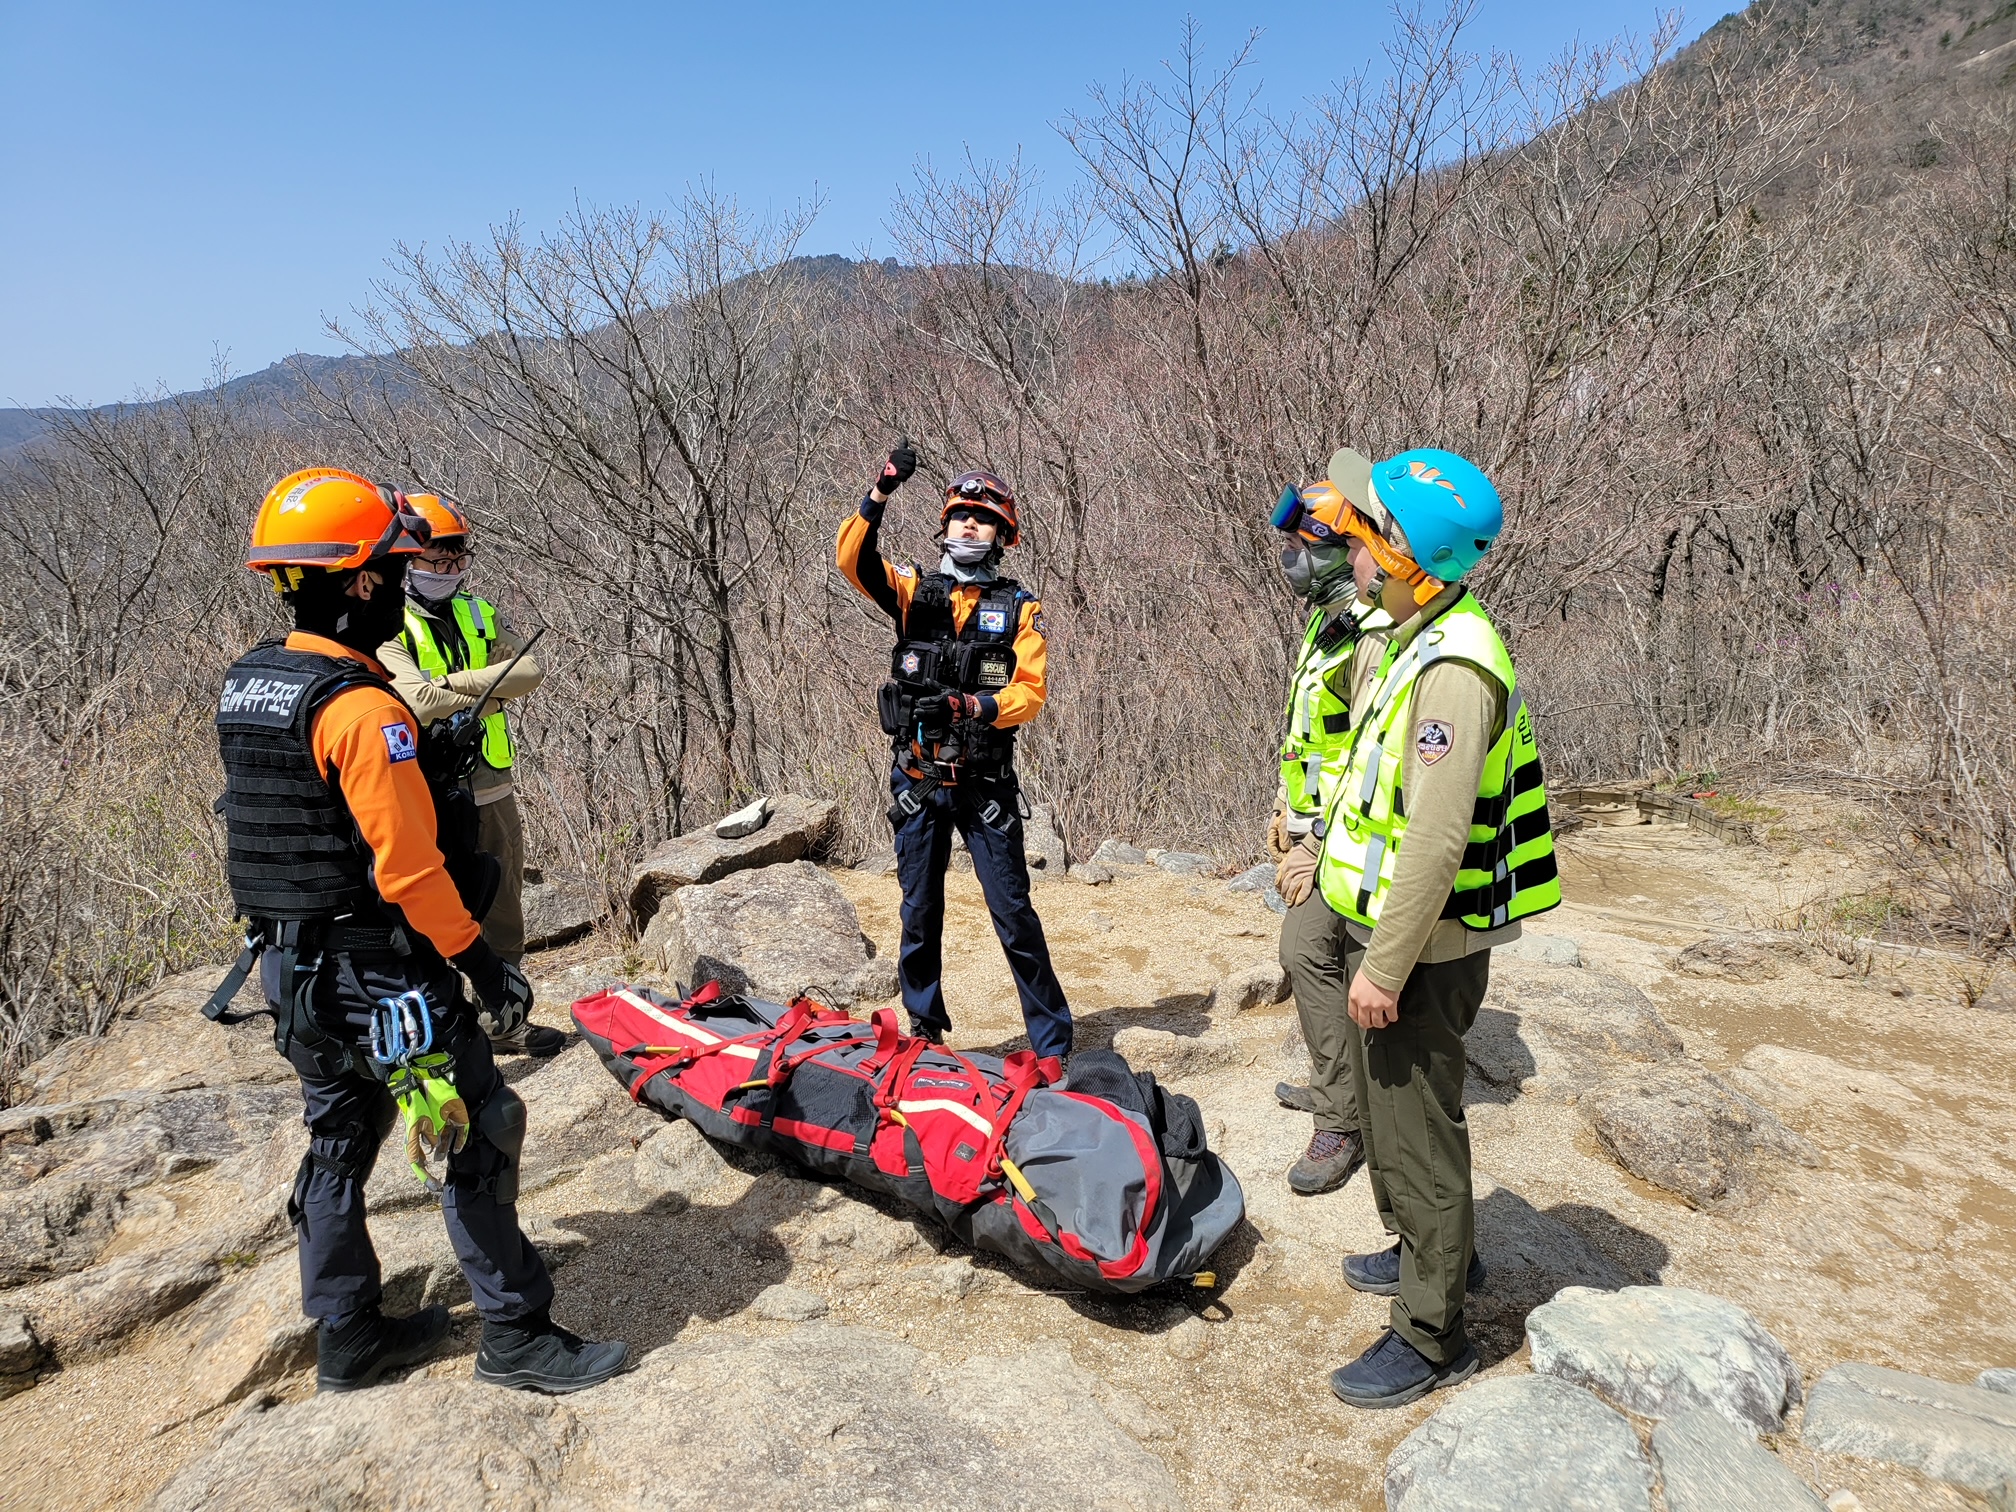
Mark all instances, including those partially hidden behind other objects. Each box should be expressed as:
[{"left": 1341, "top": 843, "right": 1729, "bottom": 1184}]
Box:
[{"left": 369, "top": 989, "right": 466, "bottom": 1190}]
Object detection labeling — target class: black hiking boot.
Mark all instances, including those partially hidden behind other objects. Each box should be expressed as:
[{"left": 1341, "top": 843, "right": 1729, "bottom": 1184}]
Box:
[
  {"left": 1341, "top": 1240, "right": 1486, "bottom": 1297},
  {"left": 317, "top": 1303, "right": 452, "bottom": 1393},
  {"left": 474, "top": 1311, "right": 629, "bottom": 1394},
  {"left": 1288, "top": 1129, "right": 1364, "bottom": 1195},
  {"left": 1275, "top": 1081, "right": 1320, "bottom": 1114},
  {"left": 909, "top": 1020, "right": 946, "bottom": 1045},
  {"left": 1329, "top": 1327, "right": 1479, "bottom": 1409},
  {"left": 489, "top": 1022, "right": 569, "bottom": 1058}
]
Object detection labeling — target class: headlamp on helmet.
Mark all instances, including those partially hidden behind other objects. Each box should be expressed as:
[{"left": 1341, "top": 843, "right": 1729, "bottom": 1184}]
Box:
[{"left": 941, "top": 469, "right": 1020, "bottom": 545}]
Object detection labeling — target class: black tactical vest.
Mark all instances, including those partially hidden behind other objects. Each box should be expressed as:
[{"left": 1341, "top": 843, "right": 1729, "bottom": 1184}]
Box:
[
  {"left": 879, "top": 574, "right": 1027, "bottom": 770},
  {"left": 214, "top": 641, "right": 388, "bottom": 922}
]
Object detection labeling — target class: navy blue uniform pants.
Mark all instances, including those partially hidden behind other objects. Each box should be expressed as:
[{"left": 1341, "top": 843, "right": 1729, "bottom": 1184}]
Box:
[
  {"left": 889, "top": 763, "right": 1073, "bottom": 1062},
  {"left": 264, "top": 945, "right": 553, "bottom": 1328}
]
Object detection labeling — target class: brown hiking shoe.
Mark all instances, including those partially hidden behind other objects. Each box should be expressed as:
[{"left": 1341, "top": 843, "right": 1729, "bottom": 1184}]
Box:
[{"left": 1288, "top": 1129, "right": 1364, "bottom": 1195}]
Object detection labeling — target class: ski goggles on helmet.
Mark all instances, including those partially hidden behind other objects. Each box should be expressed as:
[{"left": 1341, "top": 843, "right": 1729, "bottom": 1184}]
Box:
[{"left": 1272, "top": 481, "right": 1442, "bottom": 605}]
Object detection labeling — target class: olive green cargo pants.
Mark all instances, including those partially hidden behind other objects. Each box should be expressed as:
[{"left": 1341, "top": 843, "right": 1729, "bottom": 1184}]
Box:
[
  {"left": 1279, "top": 894, "right": 1359, "bottom": 1133},
  {"left": 476, "top": 791, "right": 526, "bottom": 965},
  {"left": 1345, "top": 943, "right": 1489, "bottom": 1365}
]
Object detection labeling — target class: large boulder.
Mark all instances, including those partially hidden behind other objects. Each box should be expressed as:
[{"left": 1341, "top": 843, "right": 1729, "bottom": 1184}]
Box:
[
  {"left": 521, "top": 871, "right": 607, "bottom": 950},
  {"left": 1526, "top": 1285, "right": 1803, "bottom": 1433},
  {"left": 1498, "top": 933, "right": 1583, "bottom": 968},
  {"left": 1384, "top": 1375, "right": 1655, "bottom": 1511},
  {"left": 9, "top": 968, "right": 288, "bottom": 1105},
  {"left": 639, "top": 860, "right": 894, "bottom": 1007},
  {"left": 15, "top": 1242, "right": 224, "bottom": 1365},
  {"left": 1653, "top": 1405, "right": 1825, "bottom": 1511},
  {"left": 627, "top": 795, "right": 837, "bottom": 928},
  {"left": 1800, "top": 1362, "right": 2016, "bottom": 1503},
  {"left": 153, "top": 1324, "right": 1186, "bottom": 1511},
  {"left": 0, "top": 1083, "right": 298, "bottom": 1287},
  {"left": 1584, "top": 1062, "right": 1820, "bottom": 1209}
]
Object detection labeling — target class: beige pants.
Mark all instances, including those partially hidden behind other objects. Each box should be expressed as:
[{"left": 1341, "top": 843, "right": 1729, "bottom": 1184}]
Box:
[{"left": 477, "top": 791, "right": 525, "bottom": 964}]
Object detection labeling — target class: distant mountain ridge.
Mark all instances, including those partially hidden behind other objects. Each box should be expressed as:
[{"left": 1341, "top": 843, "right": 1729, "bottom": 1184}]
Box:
[
  {"left": 8, "top": 5, "right": 2011, "bottom": 445},
  {"left": 0, "top": 253, "right": 873, "bottom": 462}
]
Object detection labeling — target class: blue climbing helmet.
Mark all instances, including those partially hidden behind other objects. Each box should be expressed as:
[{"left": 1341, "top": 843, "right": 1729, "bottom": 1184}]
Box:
[{"left": 1370, "top": 449, "right": 1503, "bottom": 581}]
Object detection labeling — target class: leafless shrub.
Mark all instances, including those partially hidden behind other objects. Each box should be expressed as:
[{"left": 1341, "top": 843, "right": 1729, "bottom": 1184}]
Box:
[{"left": 8, "top": 4, "right": 2016, "bottom": 1082}]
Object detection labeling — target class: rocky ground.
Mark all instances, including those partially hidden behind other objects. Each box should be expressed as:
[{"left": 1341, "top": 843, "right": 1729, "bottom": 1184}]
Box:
[{"left": 0, "top": 793, "right": 2012, "bottom": 1510}]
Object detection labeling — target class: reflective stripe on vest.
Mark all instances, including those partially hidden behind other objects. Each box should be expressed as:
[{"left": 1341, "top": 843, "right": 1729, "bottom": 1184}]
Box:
[
  {"left": 1278, "top": 601, "right": 1382, "bottom": 816},
  {"left": 1316, "top": 594, "right": 1560, "bottom": 932},
  {"left": 401, "top": 596, "right": 514, "bottom": 771}
]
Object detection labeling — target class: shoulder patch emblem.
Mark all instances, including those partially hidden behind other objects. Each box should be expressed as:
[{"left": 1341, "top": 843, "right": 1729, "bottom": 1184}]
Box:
[
  {"left": 895, "top": 564, "right": 916, "bottom": 579},
  {"left": 1415, "top": 719, "right": 1453, "bottom": 765},
  {"left": 978, "top": 608, "right": 1009, "bottom": 634},
  {"left": 1030, "top": 609, "right": 1047, "bottom": 635},
  {"left": 381, "top": 721, "right": 418, "bottom": 763}
]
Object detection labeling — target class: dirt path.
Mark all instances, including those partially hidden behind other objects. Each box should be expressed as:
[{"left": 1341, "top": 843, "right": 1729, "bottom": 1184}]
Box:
[{"left": 4, "top": 798, "right": 2011, "bottom": 1510}]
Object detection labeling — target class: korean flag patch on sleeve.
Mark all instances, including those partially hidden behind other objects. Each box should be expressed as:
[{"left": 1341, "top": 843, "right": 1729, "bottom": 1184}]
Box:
[
  {"left": 1415, "top": 719, "right": 1453, "bottom": 765},
  {"left": 381, "top": 721, "right": 418, "bottom": 763}
]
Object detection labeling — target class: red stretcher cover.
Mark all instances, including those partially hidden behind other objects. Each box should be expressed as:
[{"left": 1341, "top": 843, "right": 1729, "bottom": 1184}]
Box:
[{"left": 571, "top": 983, "right": 1244, "bottom": 1293}]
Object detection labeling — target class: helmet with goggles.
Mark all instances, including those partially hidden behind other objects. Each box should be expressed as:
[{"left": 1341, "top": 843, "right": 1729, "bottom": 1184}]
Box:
[
  {"left": 941, "top": 470, "right": 1020, "bottom": 545},
  {"left": 248, "top": 468, "right": 433, "bottom": 592}
]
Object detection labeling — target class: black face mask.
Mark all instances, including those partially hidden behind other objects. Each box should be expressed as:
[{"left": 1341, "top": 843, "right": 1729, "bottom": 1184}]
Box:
[
  {"left": 334, "top": 577, "right": 407, "bottom": 653},
  {"left": 290, "top": 560, "right": 409, "bottom": 654}
]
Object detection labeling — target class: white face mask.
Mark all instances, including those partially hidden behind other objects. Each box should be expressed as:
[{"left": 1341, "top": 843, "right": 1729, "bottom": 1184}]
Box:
[
  {"left": 408, "top": 567, "right": 465, "bottom": 602},
  {"left": 943, "top": 537, "right": 995, "bottom": 566}
]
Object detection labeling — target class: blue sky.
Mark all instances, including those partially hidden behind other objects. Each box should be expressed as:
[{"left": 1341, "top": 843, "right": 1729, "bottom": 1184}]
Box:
[{"left": 0, "top": 1, "right": 1722, "bottom": 406}]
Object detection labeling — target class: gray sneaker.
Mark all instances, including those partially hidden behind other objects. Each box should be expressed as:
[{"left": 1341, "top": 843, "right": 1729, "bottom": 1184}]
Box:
[
  {"left": 1275, "top": 1081, "right": 1320, "bottom": 1114},
  {"left": 1288, "top": 1129, "right": 1364, "bottom": 1195}
]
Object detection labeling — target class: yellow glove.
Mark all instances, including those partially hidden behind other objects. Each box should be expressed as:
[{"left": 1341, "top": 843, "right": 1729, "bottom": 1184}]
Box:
[
  {"left": 389, "top": 1057, "right": 471, "bottom": 1187},
  {"left": 1275, "top": 839, "right": 1320, "bottom": 907},
  {"left": 1266, "top": 803, "right": 1291, "bottom": 859}
]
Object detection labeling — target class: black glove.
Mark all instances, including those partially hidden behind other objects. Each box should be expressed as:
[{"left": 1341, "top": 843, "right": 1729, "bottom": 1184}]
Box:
[
  {"left": 926, "top": 691, "right": 982, "bottom": 727},
  {"left": 876, "top": 438, "right": 917, "bottom": 496},
  {"left": 454, "top": 939, "right": 532, "bottom": 1036}
]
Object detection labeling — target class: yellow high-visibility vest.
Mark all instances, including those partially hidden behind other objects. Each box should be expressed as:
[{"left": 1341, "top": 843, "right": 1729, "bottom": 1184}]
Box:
[
  {"left": 400, "top": 595, "right": 514, "bottom": 771},
  {"left": 1318, "top": 593, "right": 1559, "bottom": 931},
  {"left": 1279, "top": 600, "right": 1385, "bottom": 817}
]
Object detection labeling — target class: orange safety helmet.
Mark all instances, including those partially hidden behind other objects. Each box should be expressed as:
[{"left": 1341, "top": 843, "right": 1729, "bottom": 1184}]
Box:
[
  {"left": 248, "top": 468, "right": 433, "bottom": 585},
  {"left": 941, "top": 470, "right": 1020, "bottom": 546},
  {"left": 405, "top": 491, "right": 474, "bottom": 542}
]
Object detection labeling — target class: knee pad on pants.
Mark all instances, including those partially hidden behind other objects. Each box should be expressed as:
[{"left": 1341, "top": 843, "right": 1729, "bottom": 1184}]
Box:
[
  {"left": 473, "top": 1085, "right": 527, "bottom": 1205},
  {"left": 287, "top": 1108, "right": 392, "bottom": 1230}
]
